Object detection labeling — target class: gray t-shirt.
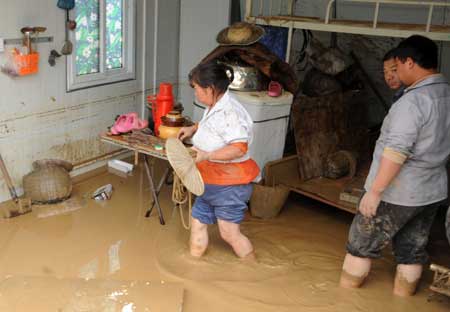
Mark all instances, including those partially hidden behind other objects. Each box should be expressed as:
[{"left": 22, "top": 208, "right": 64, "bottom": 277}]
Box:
[{"left": 365, "top": 74, "right": 450, "bottom": 206}]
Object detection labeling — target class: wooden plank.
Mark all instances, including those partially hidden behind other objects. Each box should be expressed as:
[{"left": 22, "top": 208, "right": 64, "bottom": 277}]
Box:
[
  {"left": 99, "top": 133, "right": 197, "bottom": 166},
  {"left": 264, "top": 155, "right": 362, "bottom": 214},
  {"left": 99, "top": 133, "right": 168, "bottom": 160},
  {"left": 290, "top": 187, "right": 358, "bottom": 214}
]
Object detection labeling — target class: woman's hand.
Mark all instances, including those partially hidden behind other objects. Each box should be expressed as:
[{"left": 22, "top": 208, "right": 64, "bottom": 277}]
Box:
[
  {"left": 191, "top": 147, "right": 210, "bottom": 163},
  {"left": 177, "top": 125, "right": 197, "bottom": 141},
  {"left": 358, "top": 189, "right": 381, "bottom": 218}
]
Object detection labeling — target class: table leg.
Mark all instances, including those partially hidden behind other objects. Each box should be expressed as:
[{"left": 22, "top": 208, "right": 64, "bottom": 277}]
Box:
[
  {"left": 134, "top": 151, "right": 139, "bottom": 166},
  {"left": 146, "top": 166, "right": 171, "bottom": 216},
  {"left": 143, "top": 155, "right": 165, "bottom": 225}
]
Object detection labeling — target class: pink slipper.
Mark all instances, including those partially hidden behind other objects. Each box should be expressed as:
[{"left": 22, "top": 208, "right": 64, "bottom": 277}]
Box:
[
  {"left": 268, "top": 81, "right": 282, "bottom": 97},
  {"left": 131, "top": 115, "right": 148, "bottom": 130},
  {"left": 110, "top": 115, "right": 127, "bottom": 134},
  {"left": 111, "top": 112, "right": 138, "bottom": 134}
]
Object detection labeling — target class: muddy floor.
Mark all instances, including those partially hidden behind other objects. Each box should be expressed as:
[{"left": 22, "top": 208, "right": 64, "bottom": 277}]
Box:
[{"left": 0, "top": 160, "right": 449, "bottom": 311}]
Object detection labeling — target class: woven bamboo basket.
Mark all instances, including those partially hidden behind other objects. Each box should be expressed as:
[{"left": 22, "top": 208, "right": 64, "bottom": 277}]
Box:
[
  {"left": 23, "top": 159, "right": 73, "bottom": 204},
  {"left": 249, "top": 184, "right": 290, "bottom": 219},
  {"left": 430, "top": 264, "right": 450, "bottom": 297},
  {"left": 32, "top": 159, "right": 73, "bottom": 172}
]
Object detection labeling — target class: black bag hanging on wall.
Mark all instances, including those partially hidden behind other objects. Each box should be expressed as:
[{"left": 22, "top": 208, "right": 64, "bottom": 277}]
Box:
[{"left": 57, "top": 0, "right": 75, "bottom": 10}]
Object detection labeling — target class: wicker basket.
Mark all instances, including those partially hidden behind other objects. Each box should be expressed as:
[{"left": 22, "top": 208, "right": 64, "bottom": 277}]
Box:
[
  {"left": 249, "top": 184, "right": 290, "bottom": 219},
  {"left": 32, "top": 159, "right": 73, "bottom": 172},
  {"left": 23, "top": 159, "right": 73, "bottom": 204},
  {"left": 430, "top": 264, "right": 450, "bottom": 297}
]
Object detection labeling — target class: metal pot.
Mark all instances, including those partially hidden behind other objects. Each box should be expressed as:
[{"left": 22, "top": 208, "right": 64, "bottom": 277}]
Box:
[
  {"left": 161, "top": 110, "right": 186, "bottom": 127},
  {"left": 224, "top": 62, "right": 261, "bottom": 91}
]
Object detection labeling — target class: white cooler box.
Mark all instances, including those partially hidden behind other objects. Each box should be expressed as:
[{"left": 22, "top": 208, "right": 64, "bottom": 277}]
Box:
[{"left": 192, "top": 90, "right": 293, "bottom": 176}]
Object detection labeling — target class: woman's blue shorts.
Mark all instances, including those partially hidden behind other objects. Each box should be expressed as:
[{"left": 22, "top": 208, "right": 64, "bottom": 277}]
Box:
[{"left": 192, "top": 184, "right": 253, "bottom": 224}]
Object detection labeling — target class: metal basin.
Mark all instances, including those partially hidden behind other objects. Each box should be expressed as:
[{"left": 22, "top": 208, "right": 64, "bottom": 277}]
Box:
[{"left": 225, "top": 63, "right": 261, "bottom": 91}]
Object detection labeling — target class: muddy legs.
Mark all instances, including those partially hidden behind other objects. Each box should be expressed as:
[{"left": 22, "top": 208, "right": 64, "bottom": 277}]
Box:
[
  {"left": 393, "top": 264, "right": 422, "bottom": 297},
  {"left": 339, "top": 253, "right": 422, "bottom": 296},
  {"left": 339, "top": 253, "right": 371, "bottom": 288}
]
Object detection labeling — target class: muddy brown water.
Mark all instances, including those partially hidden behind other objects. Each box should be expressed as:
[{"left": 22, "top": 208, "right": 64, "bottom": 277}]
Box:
[{"left": 0, "top": 161, "right": 449, "bottom": 311}]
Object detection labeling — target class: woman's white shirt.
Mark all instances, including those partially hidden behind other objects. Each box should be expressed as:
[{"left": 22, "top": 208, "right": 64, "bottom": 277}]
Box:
[{"left": 192, "top": 90, "right": 253, "bottom": 163}]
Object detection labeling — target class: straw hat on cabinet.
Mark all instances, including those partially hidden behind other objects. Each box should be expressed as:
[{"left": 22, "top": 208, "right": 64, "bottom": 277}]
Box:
[{"left": 216, "top": 22, "right": 265, "bottom": 46}]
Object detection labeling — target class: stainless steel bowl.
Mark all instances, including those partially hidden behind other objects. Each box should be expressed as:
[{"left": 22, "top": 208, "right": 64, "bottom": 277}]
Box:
[{"left": 225, "top": 63, "right": 261, "bottom": 91}]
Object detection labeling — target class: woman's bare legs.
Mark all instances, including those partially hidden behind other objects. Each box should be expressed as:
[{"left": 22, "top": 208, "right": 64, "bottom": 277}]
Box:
[
  {"left": 190, "top": 217, "right": 208, "bottom": 257},
  {"left": 218, "top": 219, "right": 254, "bottom": 259}
]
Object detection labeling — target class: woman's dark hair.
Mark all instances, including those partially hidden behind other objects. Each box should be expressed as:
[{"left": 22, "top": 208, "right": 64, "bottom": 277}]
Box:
[
  {"left": 395, "top": 35, "right": 438, "bottom": 69},
  {"left": 382, "top": 48, "right": 398, "bottom": 62},
  {"left": 189, "top": 61, "right": 234, "bottom": 96}
]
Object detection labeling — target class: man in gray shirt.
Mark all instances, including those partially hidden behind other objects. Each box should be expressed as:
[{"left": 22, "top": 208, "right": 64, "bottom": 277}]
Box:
[{"left": 339, "top": 35, "right": 450, "bottom": 297}]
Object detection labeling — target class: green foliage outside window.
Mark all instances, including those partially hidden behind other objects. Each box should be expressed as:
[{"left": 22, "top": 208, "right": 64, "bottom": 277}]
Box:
[
  {"left": 75, "top": 0, "right": 123, "bottom": 76},
  {"left": 106, "top": 0, "right": 123, "bottom": 70}
]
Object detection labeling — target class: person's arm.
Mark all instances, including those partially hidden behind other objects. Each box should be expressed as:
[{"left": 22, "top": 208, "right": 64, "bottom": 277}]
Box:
[
  {"left": 359, "top": 151, "right": 404, "bottom": 218},
  {"left": 177, "top": 123, "right": 198, "bottom": 141},
  {"left": 194, "top": 142, "right": 247, "bottom": 163}
]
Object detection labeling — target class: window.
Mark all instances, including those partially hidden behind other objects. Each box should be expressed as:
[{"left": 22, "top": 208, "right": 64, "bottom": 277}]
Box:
[{"left": 67, "top": 0, "right": 136, "bottom": 91}]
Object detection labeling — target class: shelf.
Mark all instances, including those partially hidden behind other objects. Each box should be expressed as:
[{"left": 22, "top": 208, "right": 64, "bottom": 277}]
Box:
[
  {"left": 245, "top": 0, "right": 450, "bottom": 42},
  {"left": 247, "top": 15, "right": 450, "bottom": 41}
]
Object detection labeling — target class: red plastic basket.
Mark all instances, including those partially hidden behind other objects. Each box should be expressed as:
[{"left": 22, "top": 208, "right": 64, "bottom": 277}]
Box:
[{"left": 14, "top": 52, "right": 39, "bottom": 76}]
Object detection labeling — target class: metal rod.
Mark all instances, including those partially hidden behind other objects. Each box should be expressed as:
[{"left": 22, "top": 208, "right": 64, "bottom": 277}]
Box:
[
  {"left": 3, "top": 36, "right": 53, "bottom": 46},
  {"left": 287, "top": 0, "right": 294, "bottom": 16},
  {"left": 147, "top": 166, "right": 171, "bottom": 214},
  {"left": 245, "top": 0, "right": 253, "bottom": 19},
  {"left": 427, "top": 4, "right": 434, "bottom": 31},
  {"left": 144, "top": 155, "right": 165, "bottom": 224},
  {"left": 339, "top": 0, "right": 450, "bottom": 6},
  {"left": 286, "top": 24, "right": 294, "bottom": 62},
  {"left": 325, "top": 0, "right": 336, "bottom": 24},
  {"left": 373, "top": 2, "right": 380, "bottom": 28}
]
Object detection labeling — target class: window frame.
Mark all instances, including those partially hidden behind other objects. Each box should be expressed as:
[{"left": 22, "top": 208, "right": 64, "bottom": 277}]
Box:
[{"left": 67, "top": 0, "right": 136, "bottom": 92}]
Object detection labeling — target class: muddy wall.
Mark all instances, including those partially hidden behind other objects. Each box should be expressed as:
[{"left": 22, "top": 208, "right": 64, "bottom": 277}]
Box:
[{"left": 0, "top": 0, "right": 180, "bottom": 202}]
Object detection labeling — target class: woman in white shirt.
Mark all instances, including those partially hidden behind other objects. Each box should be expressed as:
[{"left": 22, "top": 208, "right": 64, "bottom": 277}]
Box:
[{"left": 178, "top": 61, "right": 259, "bottom": 259}]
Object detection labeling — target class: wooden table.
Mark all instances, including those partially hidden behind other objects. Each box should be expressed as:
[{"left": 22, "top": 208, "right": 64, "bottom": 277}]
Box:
[{"left": 100, "top": 132, "right": 172, "bottom": 225}]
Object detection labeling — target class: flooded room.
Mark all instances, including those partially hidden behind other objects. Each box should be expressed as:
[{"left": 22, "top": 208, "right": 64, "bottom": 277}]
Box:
[{"left": 0, "top": 0, "right": 449, "bottom": 311}]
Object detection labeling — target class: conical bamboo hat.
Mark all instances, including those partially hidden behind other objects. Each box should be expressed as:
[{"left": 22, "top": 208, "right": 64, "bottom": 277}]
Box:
[{"left": 165, "top": 138, "right": 204, "bottom": 196}]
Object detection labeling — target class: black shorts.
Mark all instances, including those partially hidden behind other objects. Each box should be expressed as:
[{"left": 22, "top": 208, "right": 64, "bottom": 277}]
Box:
[{"left": 346, "top": 200, "right": 444, "bottom": 264}]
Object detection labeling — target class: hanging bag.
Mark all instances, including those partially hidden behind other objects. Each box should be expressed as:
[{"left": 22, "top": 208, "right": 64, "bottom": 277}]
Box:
[{"left": 57, "top": 0, "right": 75, "bottom": 10}]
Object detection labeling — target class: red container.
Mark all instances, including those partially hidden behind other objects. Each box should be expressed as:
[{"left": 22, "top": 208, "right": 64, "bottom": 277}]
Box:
[
  {"left": 147, "top": 83, "right": 174, "bottom": 135},
  {"left": 14, "top": 52, "right": 39, "bottom": 76}
]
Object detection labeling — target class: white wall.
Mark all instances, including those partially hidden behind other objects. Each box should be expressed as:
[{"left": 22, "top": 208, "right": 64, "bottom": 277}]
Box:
[
  {"left": 145, "top": 0, "right": 180, "bottom": 107},
  {"left": 0, "top": 0, "right": 180, "bottom": 202},
  {"left": 178, "top": 0, "right": 231, "bottom": 117}
]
